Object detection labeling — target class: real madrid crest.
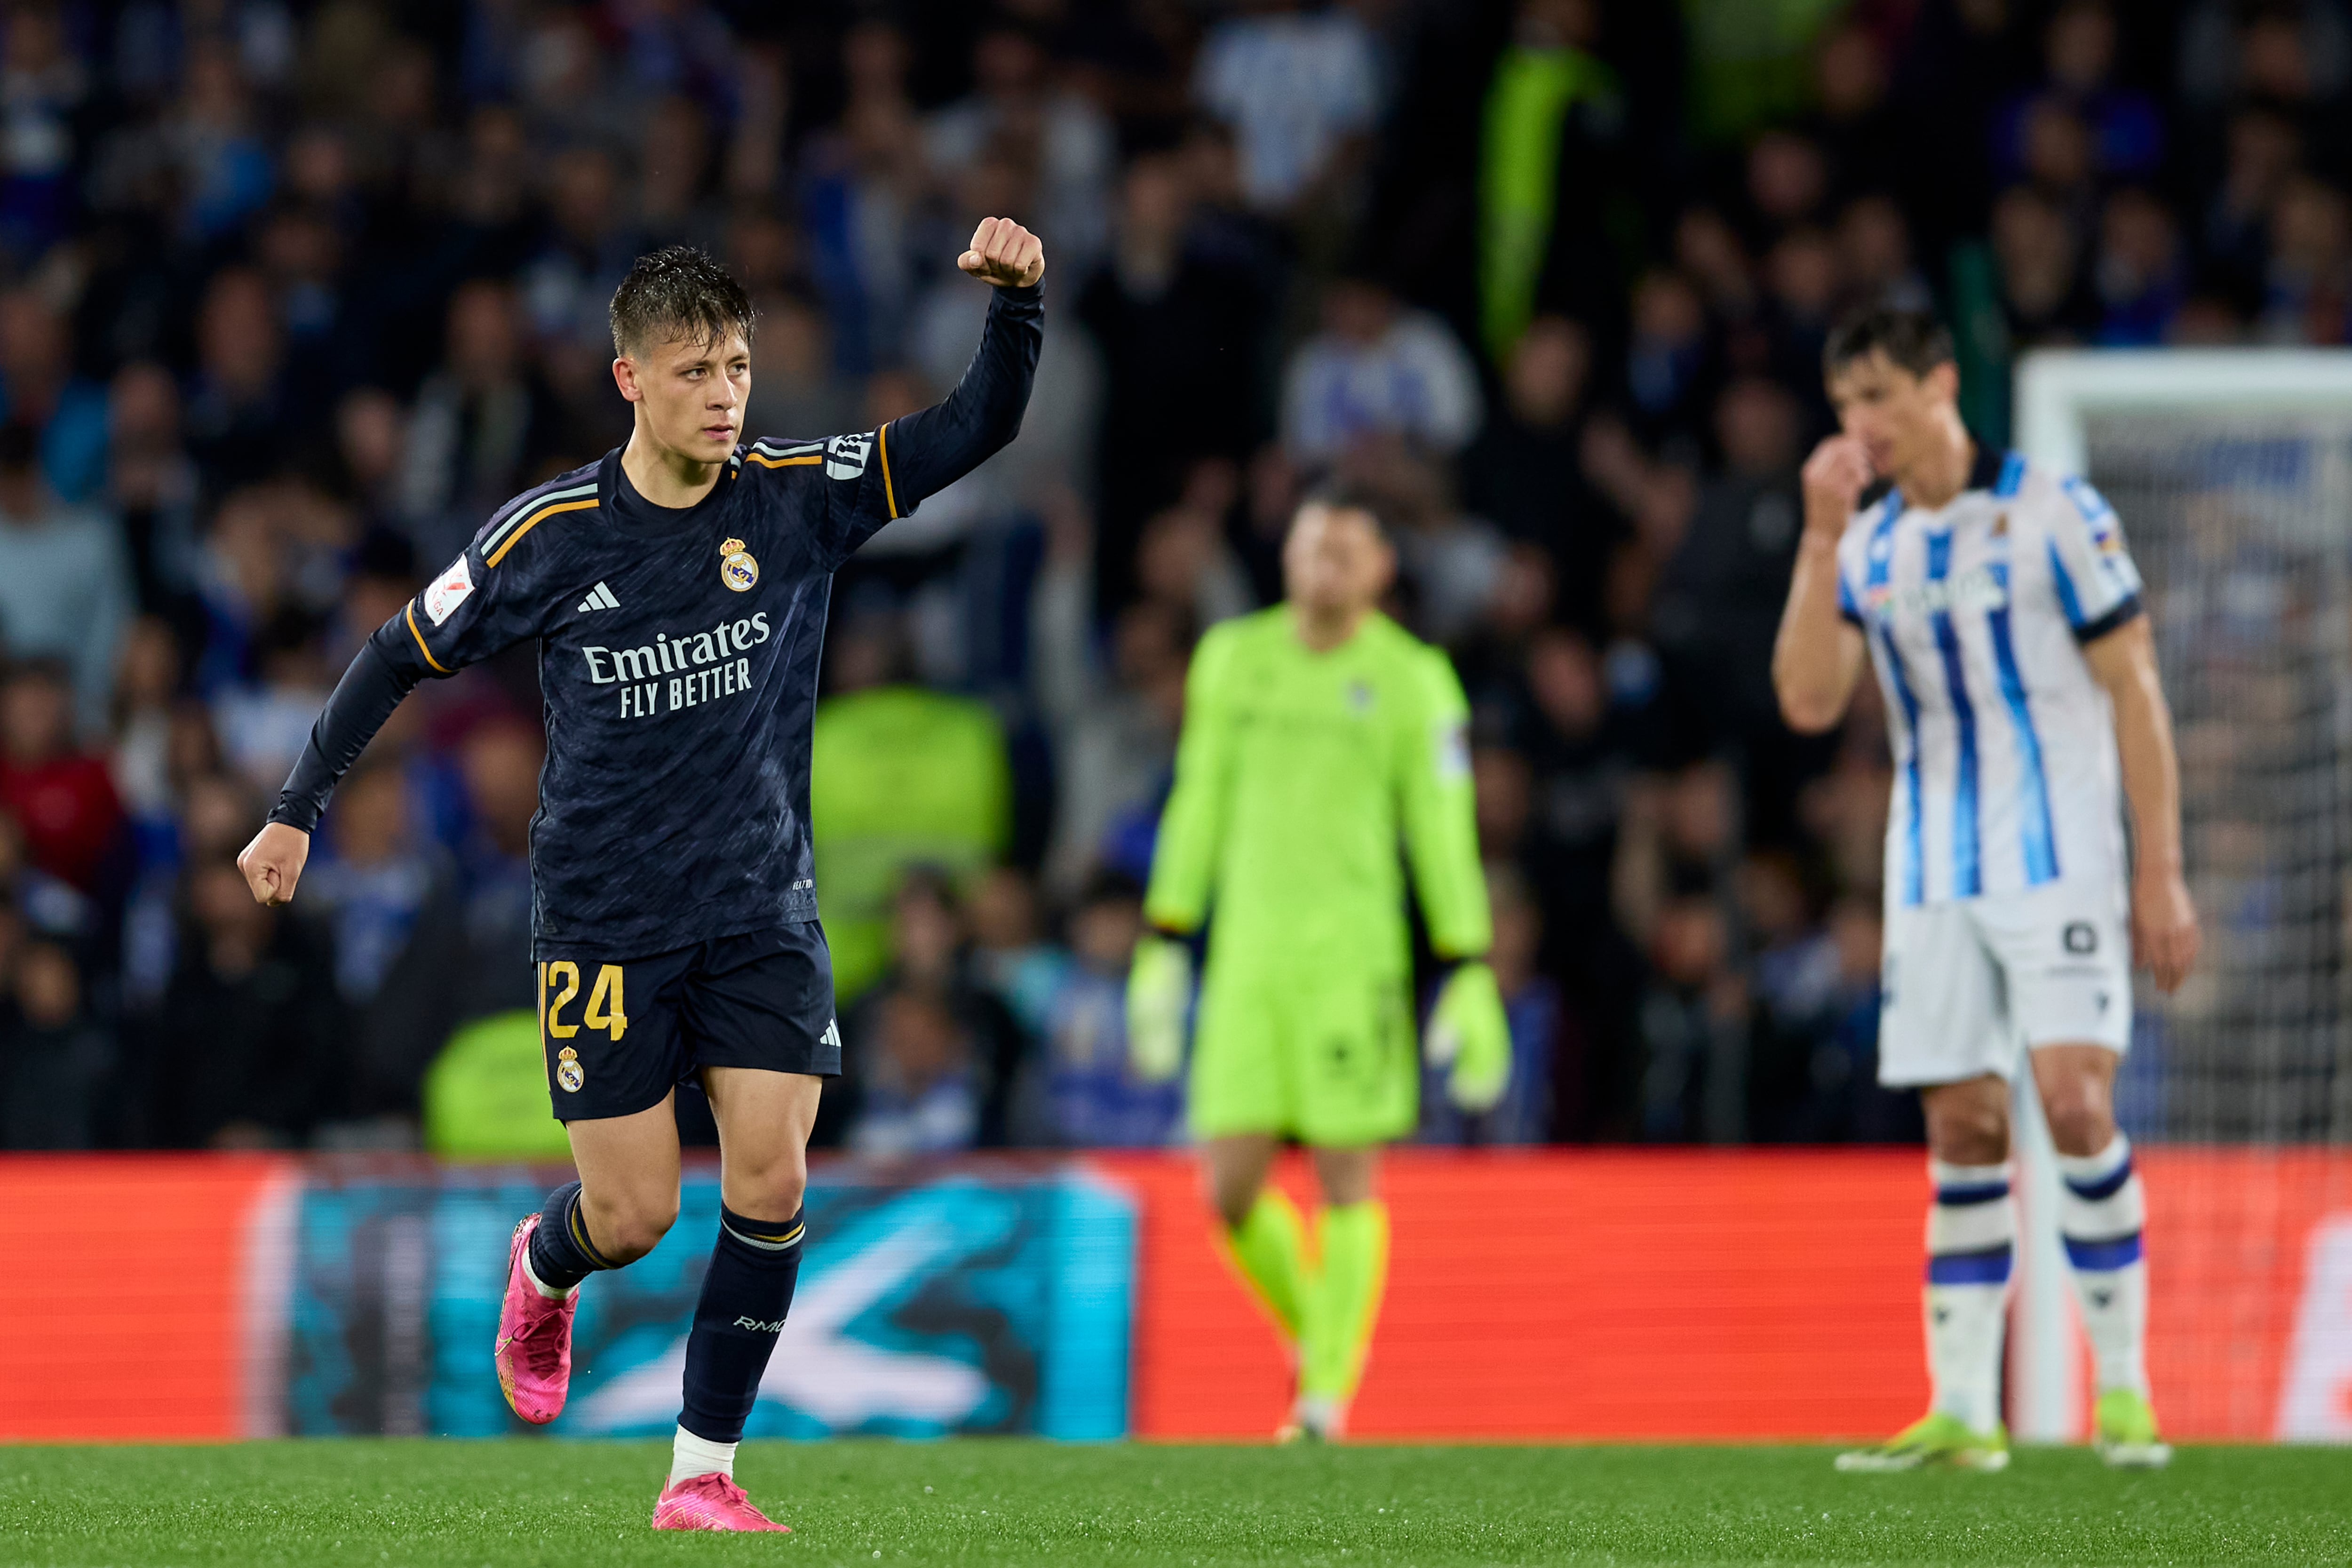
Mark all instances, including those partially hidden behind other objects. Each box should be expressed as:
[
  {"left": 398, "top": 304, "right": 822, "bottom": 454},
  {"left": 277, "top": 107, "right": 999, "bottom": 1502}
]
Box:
[
  {"left": 556, "top": 1045, "right": 584, "bottom": 1093},
  {"left": 719, "top": 536, "right": 759, "bottom": 592}
]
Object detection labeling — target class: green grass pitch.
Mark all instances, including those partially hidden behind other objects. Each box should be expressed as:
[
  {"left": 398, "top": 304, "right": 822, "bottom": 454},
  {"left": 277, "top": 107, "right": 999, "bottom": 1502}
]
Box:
[{"left": 2, "top": 1440, "right": 2347, "bottom": 1568}]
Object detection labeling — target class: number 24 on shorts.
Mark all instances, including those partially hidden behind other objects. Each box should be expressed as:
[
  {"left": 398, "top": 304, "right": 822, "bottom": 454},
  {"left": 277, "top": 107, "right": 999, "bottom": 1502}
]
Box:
[{"left": 540, "top": 960, "right": 629, "bottom": 1039}]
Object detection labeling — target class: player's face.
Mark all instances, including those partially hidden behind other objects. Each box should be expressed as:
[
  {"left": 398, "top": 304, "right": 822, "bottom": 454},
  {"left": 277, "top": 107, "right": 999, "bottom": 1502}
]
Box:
[
  {"left": 1827, "top": 350, "right": 1959, "bottom": 478},
  {"left": 616, "top": 329, "right": 751, "bottom": 466},
  {"left": 1283, "top": 503, "right": 1394, "bottom": 616}
]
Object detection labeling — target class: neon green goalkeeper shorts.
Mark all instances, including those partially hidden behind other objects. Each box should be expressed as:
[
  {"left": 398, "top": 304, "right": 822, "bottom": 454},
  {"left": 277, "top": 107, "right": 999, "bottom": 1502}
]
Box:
[{"left": 1188, "top": 961, "right": 1419, "bottom": 1146}]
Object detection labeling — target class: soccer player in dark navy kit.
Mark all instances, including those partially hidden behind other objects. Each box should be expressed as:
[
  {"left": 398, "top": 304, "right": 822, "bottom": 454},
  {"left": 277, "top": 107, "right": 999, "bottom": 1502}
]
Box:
[{"left": 237, "top": 219, "right": 1046, "bottom": 1532}]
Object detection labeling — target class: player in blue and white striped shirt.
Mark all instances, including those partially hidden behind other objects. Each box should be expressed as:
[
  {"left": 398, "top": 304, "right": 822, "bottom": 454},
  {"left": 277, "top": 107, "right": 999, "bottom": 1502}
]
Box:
[{"left": 1774, "top": 309, "right": 2200, "bottom": 1473}]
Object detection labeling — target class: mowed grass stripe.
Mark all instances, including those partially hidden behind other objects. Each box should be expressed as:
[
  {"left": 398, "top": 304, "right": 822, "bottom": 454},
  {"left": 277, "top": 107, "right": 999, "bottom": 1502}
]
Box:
[{"left": 0, "top": 1440, "right": 2345, "bottom": 1568}]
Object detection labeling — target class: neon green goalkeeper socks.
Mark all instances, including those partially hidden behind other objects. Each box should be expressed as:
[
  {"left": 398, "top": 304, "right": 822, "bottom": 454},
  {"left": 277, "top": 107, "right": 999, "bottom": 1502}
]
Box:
[
  {"left": 1302, "top": 1200, "right": 1390, "bottom": 1399},
  {"left": 1222, "top": 1188, "right": 1311, "bottom": 1342}
]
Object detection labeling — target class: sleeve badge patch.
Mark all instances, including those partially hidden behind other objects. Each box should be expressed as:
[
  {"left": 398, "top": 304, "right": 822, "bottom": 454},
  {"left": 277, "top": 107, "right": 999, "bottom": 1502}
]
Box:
[
  {"left": 825, "top": 432, "right": 872, "bottom": 480},
  {"left": 424, "top": 553, "right": 475, "bottom": 625}
]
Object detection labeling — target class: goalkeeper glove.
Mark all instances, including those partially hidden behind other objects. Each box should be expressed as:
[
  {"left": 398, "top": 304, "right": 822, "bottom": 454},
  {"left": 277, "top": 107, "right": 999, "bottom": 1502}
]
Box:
[
  {"left": 1424, "top": 960, "right": 1510, "bottom": 1113},
  {"left": 1125, "top": 931, "right": 1192, "bottom": 1082}
]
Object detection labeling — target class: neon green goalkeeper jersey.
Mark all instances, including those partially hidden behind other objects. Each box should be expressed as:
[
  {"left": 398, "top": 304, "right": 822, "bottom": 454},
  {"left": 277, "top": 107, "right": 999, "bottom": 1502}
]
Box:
[{"left": 1145, "top": 607, "right": 1492, "bottom": 978}]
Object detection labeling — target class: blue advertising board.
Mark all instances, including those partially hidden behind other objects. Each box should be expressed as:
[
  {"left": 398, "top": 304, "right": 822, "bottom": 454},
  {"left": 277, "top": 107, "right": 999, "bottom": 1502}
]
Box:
[{"left": 284, "top": 1162, "right": 1135, "bottom": 1440}]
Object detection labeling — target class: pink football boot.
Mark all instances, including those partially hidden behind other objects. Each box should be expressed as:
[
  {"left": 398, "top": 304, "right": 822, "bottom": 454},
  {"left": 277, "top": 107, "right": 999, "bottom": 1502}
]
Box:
[
  {"left": 652, "top": 1473, "right": 791, "bottom": 1532},
  {"left": 493, "top": 1213, "right": 576, "bottom": 1425}
]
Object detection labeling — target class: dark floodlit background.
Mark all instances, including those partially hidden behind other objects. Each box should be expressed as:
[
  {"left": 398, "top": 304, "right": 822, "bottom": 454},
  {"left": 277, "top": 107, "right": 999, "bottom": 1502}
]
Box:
[{"left": 2, "top": 0, "right": 2304, "bottom": 1159}]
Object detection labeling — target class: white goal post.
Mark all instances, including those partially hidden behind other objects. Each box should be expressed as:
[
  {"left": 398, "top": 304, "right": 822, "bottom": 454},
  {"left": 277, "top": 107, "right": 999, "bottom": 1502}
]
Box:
[{"left": 2007, "top": 347, "right": 2352, "bottom": 1441}]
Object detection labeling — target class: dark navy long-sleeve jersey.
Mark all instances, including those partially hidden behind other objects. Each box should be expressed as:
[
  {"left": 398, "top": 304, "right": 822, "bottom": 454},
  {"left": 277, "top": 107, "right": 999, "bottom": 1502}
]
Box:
[{"left": 271, "top": 282, "right": 1043, "bottom": 960}]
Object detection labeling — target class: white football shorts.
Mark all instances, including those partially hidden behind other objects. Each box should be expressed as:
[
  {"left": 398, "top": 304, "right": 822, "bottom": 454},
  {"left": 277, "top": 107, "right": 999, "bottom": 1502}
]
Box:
[{"left": 1877, "top": 877, "right": 2133, "bottom": 1087}]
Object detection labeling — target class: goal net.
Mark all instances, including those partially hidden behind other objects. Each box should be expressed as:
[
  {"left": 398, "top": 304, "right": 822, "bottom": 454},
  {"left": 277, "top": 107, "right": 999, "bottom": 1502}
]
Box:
[{"left": 2010, "top": 350, "right": 2352, "bottom": 1441}]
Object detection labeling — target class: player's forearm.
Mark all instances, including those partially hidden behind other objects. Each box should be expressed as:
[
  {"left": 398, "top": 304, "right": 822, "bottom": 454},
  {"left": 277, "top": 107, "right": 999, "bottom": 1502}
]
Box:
[
  {"left": 885, "top": 283, "right": 1043, "bottom": 506},
  {"left": 1773, "top": 534, "right": 1859, "bottom": 732},
  {"left": 2109, "top": 659, "right": 2185, "bottom": 878},
  {"left": 267, "top": 630, "right": 427, "bottom": 832}
]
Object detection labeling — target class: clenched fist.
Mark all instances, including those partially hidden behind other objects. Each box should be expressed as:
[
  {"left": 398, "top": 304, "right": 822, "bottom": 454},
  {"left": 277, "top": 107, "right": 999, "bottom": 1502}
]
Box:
[
  {"left": 238, "top": 820, "right": 311, "bottom": 906},
  {"left": 957, "top": 216, "right": 1045, "bottom": 289}
]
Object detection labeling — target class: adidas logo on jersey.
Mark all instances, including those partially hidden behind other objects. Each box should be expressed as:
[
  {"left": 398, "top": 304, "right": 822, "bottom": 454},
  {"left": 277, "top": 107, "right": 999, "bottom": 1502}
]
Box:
[{"left": 578, "top": 582, "right": 620, "bottom": 613}]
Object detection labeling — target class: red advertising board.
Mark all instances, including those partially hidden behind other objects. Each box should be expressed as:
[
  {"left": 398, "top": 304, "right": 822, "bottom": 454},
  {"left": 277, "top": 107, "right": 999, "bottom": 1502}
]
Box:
[
  {"left": 1090, "top": 1147, "right": 2352, "bottom": 1441},
  {"left": 0, "top": 1149, "right": 2345, "bottom": 1441},
  {"left": 0, "top": 1154, "right": 294, "bottom": 1440}
]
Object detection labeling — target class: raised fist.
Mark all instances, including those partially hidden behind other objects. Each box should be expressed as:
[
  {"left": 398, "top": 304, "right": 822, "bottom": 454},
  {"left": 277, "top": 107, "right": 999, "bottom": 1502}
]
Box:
[{"left": 957, "top": 216, "right": 1045, "bottom": 289}]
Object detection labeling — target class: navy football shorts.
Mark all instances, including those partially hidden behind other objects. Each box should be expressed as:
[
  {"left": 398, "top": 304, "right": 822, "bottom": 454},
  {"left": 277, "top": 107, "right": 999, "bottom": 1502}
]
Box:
[{"left": 536, "top": 923, "right": 841, "bottom": 1121}]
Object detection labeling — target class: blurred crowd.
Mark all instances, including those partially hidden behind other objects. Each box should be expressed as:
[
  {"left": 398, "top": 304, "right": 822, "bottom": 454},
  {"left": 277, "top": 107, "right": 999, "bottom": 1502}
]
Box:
[{"left": 0, "top": 0, "right": 2315, "bottom": 1153}]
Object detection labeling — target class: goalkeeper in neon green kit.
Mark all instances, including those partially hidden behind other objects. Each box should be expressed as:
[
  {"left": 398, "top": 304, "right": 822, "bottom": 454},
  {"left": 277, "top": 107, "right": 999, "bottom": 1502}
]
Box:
[{"left": 1126, "top": 490, "right": 1510, "bottom": 1440}]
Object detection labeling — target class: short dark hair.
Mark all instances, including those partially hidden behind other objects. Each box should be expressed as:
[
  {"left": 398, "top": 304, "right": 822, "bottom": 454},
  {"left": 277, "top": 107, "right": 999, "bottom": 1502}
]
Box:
[
  {"left": 608, "top": 245, "right": 756, "bottom": 358},
  {"left": 1295, "top": 482, "right": 1393, "bottom": 541},
  {"left": 1824, "top": 306, "right": 1955, "bottom": 379}
]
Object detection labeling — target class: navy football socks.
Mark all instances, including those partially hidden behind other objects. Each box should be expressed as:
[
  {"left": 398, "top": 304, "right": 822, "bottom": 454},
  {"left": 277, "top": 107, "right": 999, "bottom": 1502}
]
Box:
[
  {"left": 679, "top": 1205, "right": 806, "bottom": 1443},
  {"left": 527, "top": 1180, "right": 617, "bottom": 1293}
]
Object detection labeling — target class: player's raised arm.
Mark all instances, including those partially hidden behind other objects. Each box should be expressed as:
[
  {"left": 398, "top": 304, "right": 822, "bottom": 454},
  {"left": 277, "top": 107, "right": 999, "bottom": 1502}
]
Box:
[
  {"left": 1772, "top": 434, "right": 1874, "bottom": 733},
  {"left": 810, "top": 219, "right": 1044, "bottom": 562},
  {"left": 889, "top": 217, "right": 1043, "bottom": 499}
]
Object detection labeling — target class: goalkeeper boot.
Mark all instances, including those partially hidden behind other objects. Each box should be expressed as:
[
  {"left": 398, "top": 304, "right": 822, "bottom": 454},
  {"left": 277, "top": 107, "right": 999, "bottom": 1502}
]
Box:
[
  {"left": 493, "top": 1213, "right": 577, "bottom": 1425},
  {"left": 652, "top": 1472, "right": 791, "bottom": 1533},
  {"left": 2093, "top": 1388, "right": 2172, "bottom": 1470},
  {"left": 1834, "top": 1411, "right": 2010, "bottom": 1473},
  {"left": 1276, "top": 1392, "right": 1346, "bottom": 1444}
]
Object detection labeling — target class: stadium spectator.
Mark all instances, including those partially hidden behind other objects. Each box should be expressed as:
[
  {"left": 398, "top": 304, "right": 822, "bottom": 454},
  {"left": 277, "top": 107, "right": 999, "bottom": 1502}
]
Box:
[
  {"left": 0, "top": 290, "right": 108, "bottom": 506},
  {"left": 302, "top": 757, "right": 461, "bottom": 1134},
  {"left": 0, "top": 6, "right": 88, "bottom": 266},
  {"left": 1281, "top": 275, "right": 1484, "bottom": 463},
  {"left": 0, "top": 423, "right": 131, "bottom": 729},
  {"left": 966, "top": 865, "right": 1068, "bottom": 1047},
  {"left": 1129, "top": 485, "right": 1255, "bottom": 635},
  {"left": 926, "top": 23, "right": 1115, "bottom": 278},
  {"left": 1623, "top": 270, "right": 1716, "bottom": 456},
  {"left": 1997, "top": 1, "right": 2165, "bottom": 193},
  {"left": 212, "top": 605, "right": 334, "bottom": 797},
  {"left": 183, "top": 268, "right": 293, "bottom": 494},
  {"left": 1076, "top": 151, "right": 1276, "bottom": 585},
  {"left": 1025, "top": 870, "right": 1178, "bottom": 1148},
  {"left": 142, "top": 855, "right": 339, "bottom": 1148},
  {"left": 2095, "top": 188, "right": 2189, "bottom": 344},
  {"left": 0, "top": 938, "right": 114, "bottom": 1149},
  {"left": 395, "top": 279, "right": 563, "bottom": 567},
  {"left": 1475, "top": 0, "right": 1622, "bottom": 363},
  {"left": 1192, "top": 0, "right": 1383, "bottom": 218},
  {"left": 1039, "top": 594, "right": 1189, "bottom": 901},
  {"left": 450, "top": 717, "right": 541, "bottom": 1022},
  {"left": 747, "top": 293, "right": 857, "bottom": 441},
  {"left": 109, "top": 616, "right": 181, "bottom": 841},
  {"left": 0, "top": 660, "right": 123, "bottom": 897},
  {"left": 837, "top": 871, "right": 1022, "bottom": 1156},
  {"left": 1650, "top": 377, "right": 1811, "bottom": 800},
  {"left": 107, "top": 362, "right": 203, "bottom": 640}
]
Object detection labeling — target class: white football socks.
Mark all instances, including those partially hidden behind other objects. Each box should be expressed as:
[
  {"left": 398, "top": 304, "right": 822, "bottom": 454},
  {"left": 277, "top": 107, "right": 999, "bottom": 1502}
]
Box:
[
  {"left": 519, "top": 1249, "right": 576, "bottom": 1302},
  {"left": 669, "top": 1425, "right": 738, "bottom": 1485},
  {"left": 2057, "top": 1132, "right": 2150, "bottom": 1397},
  {"left": 1923, "top": 1159, "right": 2014, "bottom": 1434}
]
